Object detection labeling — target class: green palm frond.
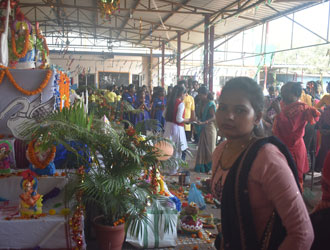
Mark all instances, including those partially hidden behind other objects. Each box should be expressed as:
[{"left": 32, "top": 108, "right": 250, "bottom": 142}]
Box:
[{"left": 22, "top": 102, "right": 178, "bottom": 233}]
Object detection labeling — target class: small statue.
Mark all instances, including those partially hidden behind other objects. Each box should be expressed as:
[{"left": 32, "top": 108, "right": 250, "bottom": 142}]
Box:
[
  {"left": 180, "top": 202, "right": 203, "bottom": 233},
  {"left": 26, "top": 138, "right": 56, "bottom": 176},
  {"left": 0, "top": 140, "right": 13, "bottom": 174},
  {"left": 19, "top": 170, "right": 43, "bottom": 216}
]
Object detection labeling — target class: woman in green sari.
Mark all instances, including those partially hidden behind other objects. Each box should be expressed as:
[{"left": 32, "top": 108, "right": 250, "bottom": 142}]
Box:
[{"left": 194, "top": 87, "right": 217, "bottom": 173}]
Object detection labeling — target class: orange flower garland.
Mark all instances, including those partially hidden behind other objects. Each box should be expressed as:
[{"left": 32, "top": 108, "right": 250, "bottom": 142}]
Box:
[
  {"left": 0, "top": 70, "right": 5, "bottom": 82},
  {"left": 27, "top": 140, "right": 56, "bottom": 169},
  {"left": 113, "top": 217, "right": 125, "bottom": 226},
  {"left": 58, "top": 71, "right": 70, "bottom": 110},
  {"left": 65, "top": 75, "right": 70, "bottom": 108},
  {"left": 0, "top": 66, "right": 52, "bottom": 96},
  {"left": 69, "top": 166, "right": 85, "bottom": 249},
  {"left": 11, "top": 29, "right": 30, "bottom": 59}
]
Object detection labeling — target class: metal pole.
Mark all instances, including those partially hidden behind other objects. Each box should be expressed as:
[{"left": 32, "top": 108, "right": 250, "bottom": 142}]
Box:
[
  {"left": 209, "top": 25, "right": 214, "bottom": 92},
  {"left": 327, "top": 1, "right": 330, "bottom": 41},
  {"left": 161, "top": 41, "right": 165, "bottom": 88},
  {"left": 214, "top": 41, "right": 330, "bottom": 64},
  {"left": 204, "top": 14, "right": 209, "bottom": 86},
  {"left": 264, "top": 22, "right": 269, "bottom": 89},
  {"left": 290, "top": 13, "right": 294, "bottom": 49},
  {"left": 241, "top": 30, "right": 245, "bottom": 66},
  {"left": 149, "top": 48, "right": 153, "bottom": 92},
  {"left": 177, "top": 31, "right": 181, "bottom": 81}
]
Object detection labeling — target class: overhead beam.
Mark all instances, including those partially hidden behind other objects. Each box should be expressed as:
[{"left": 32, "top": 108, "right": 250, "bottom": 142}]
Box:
[
  {"left": 161, "top": 0, "right": 265, "bottom": 51},
  {"left": 43, "top": 26, "right": 198, "bottom": 45},
  {"left": 111, "top": 14, "right": 204, "bottom": 34},
  {"left": 265, "top": 3, "right": 328, "bottom": 42},
  {"left": 36, "top": 19, "right": 187, "bottom": 33},
  {"left": 181, "top": 1, "right": 316, "bottom": 54},
  {"left": 19, "top": 3, "right": 211, "bottom": 14},
  {"left": 159, "top": 0, "right": 216, "bottom": 13},
  {"left": 116, "top": 0, "right": 141, "bottom": 39},
  {"left": 138, "top": 0, "right": 190, "bottom": 44}
]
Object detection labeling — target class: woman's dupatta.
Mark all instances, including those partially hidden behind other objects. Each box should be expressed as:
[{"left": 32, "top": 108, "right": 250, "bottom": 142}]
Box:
[{"left": 220, "top": 136, "right": 301, "bottom": 250}]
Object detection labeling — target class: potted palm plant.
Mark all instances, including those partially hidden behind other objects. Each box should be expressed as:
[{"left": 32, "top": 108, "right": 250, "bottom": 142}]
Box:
[{"left": 24, "top": 104, "right": 177, "bottom": 250}]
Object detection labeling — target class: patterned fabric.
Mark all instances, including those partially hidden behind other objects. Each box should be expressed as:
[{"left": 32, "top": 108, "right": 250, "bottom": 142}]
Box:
[{"left": 194, "top": 101, "right": 216, "bottom": 173}]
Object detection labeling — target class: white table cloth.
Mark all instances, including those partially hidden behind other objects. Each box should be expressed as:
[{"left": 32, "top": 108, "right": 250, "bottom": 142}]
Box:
[{"left": 0, "top": 174, "right": 85, "bottom": 249}]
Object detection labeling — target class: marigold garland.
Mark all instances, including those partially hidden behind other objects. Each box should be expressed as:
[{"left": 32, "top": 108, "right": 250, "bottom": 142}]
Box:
[
  {"left": 0, "top": 70, "right": 5, "bottom": 82},
  {"left": 113, "top": 217, "right": 125, "bottom": 226},
  {"left": 0, "top": 66, "right": 52, "bottom": 96},
  {"left": 11, "top": 29, "right": 30, "bottom": 59},
  {"left": 69, "top": 166, "right": 85, "bottom": 249},
  {"left": 27, "top": 139, "right": 56, "bottom": 169},
  {"left": 58, "top": 71, "right": 70, "bottom": 111}
]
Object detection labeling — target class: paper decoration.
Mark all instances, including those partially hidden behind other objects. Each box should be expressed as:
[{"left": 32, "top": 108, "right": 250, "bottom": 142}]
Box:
[{"left": 0, "top": 69, "right": 55, "bottom": 139}]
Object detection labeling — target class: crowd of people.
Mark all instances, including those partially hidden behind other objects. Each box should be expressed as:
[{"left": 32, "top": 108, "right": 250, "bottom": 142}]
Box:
[{"left": 79, "top": 76, "right": 330, "bottom": 250}]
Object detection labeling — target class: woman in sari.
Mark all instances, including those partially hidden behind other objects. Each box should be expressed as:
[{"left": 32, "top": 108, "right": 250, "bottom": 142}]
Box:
[
  {"left": 194, "top": 87, "right": 217, "bottom": 173},
  {"left": 315, "top": 82, "right": 330, "bottom": 172},
  {"left": 211, "top": 77, "right": 313, "bottom": 250},
  {"left": 272, "top": 82, "right": 320, "bottom": 189}
]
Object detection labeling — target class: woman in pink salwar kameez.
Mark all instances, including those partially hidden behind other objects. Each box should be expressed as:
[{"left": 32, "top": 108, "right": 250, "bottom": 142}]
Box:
[{"left": 212, "top": 78, "right": 313, "bottom": 250}]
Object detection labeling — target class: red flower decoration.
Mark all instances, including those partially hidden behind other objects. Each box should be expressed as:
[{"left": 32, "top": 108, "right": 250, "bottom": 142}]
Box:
[
  {"left": 21, "top": 169, "right": 37, "bottom": 182},
  {"left": 126, "top": 127, "right": 136, "bottom": 137},
  {"left": 15, "top": 8, "right": 25, "bottom": 21}
]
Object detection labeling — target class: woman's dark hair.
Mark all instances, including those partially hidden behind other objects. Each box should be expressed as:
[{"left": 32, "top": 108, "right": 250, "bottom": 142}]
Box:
[
  {"left": 198, "top": 86, "right": 208, "bottom": 95},
  {"left": 287, "top": 81, "right": 302, "bottom": 98},
  {"left": 268, "top": 86, "right": 275, "bottom": 92},
  {"left": 177, "top": 80, "right": 186, "bottom": 87},
  {"left": 220, "top": 77, "right": 264, "bottom": 136},
  {"left": 166, "top": 85, "right": 173, "bottom": 98},
  {"left": 136, "top": 89, "right": 145, "bottom": 101},
  {"left": 220, "top": 77, "right": 264, "bottom": 114},
  {"left": 165, "top": 85, "right": 185, "bottom": 122},
  {"left": 207, "top": 92, "right": 214, "bottom": 101},
  {"left": 153, "top": 87, "right": 164, "bottom": 98},
  {"left": 127, "top": 84, "right": 135, "bottom": 91}
]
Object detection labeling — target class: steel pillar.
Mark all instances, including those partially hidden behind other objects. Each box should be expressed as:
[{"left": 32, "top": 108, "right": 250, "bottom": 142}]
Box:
[
  {"left": 149, "top": 48, "right": 153, "bottom": 92},
  {"left": 161, "top": 41, "right": 165, "bottom": 88},
  {"left": 209, "top": 25, "right": 214, "bottom": 92},
  {"left": 204, "top": 14, "right": 209, "bottom": 86},
  {"left": 177, "top": 31, "right": 181, "bottom": 81}
]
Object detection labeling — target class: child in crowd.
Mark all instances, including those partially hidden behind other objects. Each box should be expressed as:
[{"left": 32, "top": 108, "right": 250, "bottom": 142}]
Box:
[
  {"left": 134, "top": 89, "right": 150, "bottom": 132},
  {"left": 151, "top": 87, "right": 166, "bottom": 132},
  {"left": 122, "top": 84, "right": 136, "bottom": 127}
]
